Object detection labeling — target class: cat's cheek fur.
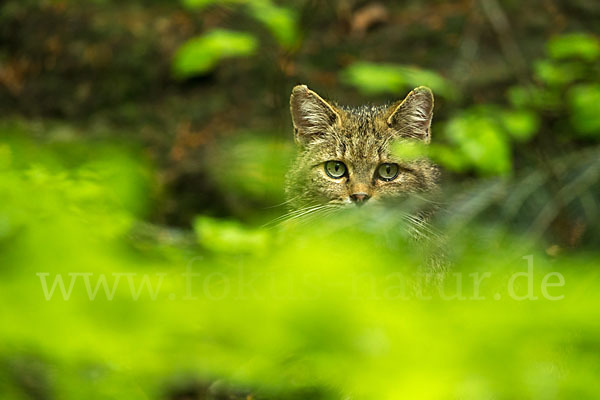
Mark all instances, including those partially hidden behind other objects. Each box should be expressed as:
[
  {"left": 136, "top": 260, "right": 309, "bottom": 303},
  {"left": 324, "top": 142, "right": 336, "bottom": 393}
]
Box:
[{"left": 309, "top": 172, "right": 348, "bottom": 203}]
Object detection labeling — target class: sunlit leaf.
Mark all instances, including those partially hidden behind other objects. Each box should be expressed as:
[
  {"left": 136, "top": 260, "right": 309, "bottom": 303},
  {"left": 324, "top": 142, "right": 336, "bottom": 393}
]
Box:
[
  {"left": 172, "top": 29, "right": 258, "bottom": 79},
  {"left": 533, "top": 60, "right": 584, "bottom": 86},
  {"left": 341, "top": 62, "right": 457, "bottom": 99},
  {"left": 500, "top": 109, "right": 540, "bottom": 142},
  {"left": 181, "top": 0, "right": 300, "bottom": 50},
  {"left": 181, "top": 0, "right": 245, "bottom": 10},
  {"left": 248, "top": 1, "right": 300, "bottom": 49},
  {"left": 548, "top": 33, "right": 600, "bottom": 62},
  {"left": 442, "top": 112, "right": 512, "bottom": 176},
  {"left": 429, "top": 144, "right": 469, "bottom": 172},
  {"left": 568, "top": 84, "right": 600, "bottom": 137}
]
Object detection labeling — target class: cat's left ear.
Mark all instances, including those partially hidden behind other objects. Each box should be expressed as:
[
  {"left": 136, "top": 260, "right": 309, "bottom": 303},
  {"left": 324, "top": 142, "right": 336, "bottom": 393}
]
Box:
[{"left": 386, "top": 86, "right": 434, "bottom": 143}]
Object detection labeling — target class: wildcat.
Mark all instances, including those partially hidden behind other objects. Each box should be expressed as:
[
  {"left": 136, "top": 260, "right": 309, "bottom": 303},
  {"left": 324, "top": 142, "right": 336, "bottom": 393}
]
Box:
[{"left": 285, "top": 85, "right": 439, "bottom": 211}]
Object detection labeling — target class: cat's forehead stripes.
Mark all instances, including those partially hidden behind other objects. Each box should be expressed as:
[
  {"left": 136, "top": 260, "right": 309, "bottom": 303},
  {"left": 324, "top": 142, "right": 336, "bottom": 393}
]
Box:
[
  {"left": 338, "top": 133, "right": 381, "bottom": 161},
  {"left": 331, "top": 105, "right": 390, "bottom": 163}
]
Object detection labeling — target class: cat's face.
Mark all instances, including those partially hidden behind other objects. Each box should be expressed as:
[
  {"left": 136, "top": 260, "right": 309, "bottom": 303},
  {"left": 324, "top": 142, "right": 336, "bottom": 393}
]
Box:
[{"left": 285, "top": 85, "right": 438, "bottom": 209}]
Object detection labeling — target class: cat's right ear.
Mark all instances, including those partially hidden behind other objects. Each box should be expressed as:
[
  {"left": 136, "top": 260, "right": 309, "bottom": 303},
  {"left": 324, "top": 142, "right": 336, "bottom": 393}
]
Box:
[{"left": 290, "top": 85, "right": 341, "bottom": 146}]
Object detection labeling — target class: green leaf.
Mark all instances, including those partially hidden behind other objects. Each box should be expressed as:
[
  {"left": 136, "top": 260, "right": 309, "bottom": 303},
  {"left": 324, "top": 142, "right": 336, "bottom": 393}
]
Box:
[
  {"left": 533, "top": 60, "right": 584, "bottom": 86},
  {"left": 181, "top": 0, "right": 300, "bottom": 50},
  {"left": 500, "top": 109, "right": 540, "bottom": 142},
  {"left": 506, "top": 85, "right": 561, "bottom": 111},
  {"left": 548, "top": 33, "right": 600, "bottom": 62},
  {"left": 429, "top": 144, "right": 469, "bottom": 172},
  {"left": 568, "top": 84, "right": 600, "bottom": 137},
  {"left": 247, "top": 1, "right": 300, "bottom": 49},
  {"left": 340, "top": 62, "right": 457, "bottom": 99},
  {"left": 172, "top": 29, "right": 257, "bottom": 79},
  {"left": 181, "top": 0, "right": 245, "bottom": 10},
  {"left": 442, "top": 113, "right": 512, "bottom": 176}
]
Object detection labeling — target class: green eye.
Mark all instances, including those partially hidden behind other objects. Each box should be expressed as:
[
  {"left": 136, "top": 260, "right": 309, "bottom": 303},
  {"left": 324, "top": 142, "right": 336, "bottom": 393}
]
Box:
[
  {"left": 377, "top": 163, "right": 399, "bottom": 181},
  {"left": 324, "top": 161, "right": 347, "bottom": 179}
]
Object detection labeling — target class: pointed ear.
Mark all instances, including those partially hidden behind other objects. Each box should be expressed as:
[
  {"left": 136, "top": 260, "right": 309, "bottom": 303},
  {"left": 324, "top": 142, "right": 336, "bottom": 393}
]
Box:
[
  {"left": 386, "top": 86, "right": 434, "bottom": 143},
  {"left": 290, "top": 85, "right": 341, "bottom": 146}
]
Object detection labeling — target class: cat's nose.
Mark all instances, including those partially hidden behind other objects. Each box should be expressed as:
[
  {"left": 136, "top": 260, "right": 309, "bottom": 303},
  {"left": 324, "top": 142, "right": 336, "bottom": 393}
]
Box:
[{"left": 350, "top": 192, "right": 370, "bottom": 205}]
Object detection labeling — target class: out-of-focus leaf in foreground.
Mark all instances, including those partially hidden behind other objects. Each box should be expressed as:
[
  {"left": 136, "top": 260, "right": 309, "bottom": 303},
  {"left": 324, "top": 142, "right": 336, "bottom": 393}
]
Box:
[
  {"left": 1, "top": 128, "right": 600, "bottom": 400},
  {"left": 206, "top": 133, "right": 292, "bottom": 205},
  {"left": 194, "top": 216, "right": 270, "bottom": 254}
]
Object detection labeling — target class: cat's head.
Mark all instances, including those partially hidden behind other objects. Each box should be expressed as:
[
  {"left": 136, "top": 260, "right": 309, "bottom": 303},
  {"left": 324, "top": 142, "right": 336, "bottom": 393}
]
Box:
[{"left": 285, "top": 85, "right": 439, "bottom": 209}]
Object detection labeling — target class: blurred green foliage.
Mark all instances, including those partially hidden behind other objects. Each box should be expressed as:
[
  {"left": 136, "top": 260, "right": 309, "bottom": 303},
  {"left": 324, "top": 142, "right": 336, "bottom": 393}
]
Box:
[
  {"left": 181, "top": 0, "right": 300, "bottom": 50},
  {"left": 206, "top": 134, "right": 292, "bottom": 205},
  {"left": 0, "top": 121, "right": 152, "bottom": 242},
  {"left": 173, "top": 29, "right": 258, "bottom": 78},
  {"left": 433, "top": 107, "right": 539, "bottom": 175},
  {"left": 1, "top": 1, "right": 600, "bottom": 399},
  {"left": 172, "top": 0, "right": 300, "bottom": 80},
  {"left": 433, "top": 32, "right": 599, "bottom": 176},
  {"left": 438, "top": 109, "right": 515, "bottom": 175},
  {"left": 547, "top": 33, "right": 600, "bottom": 62},
  {"left": 246, "top": 1, "right": 300, "bottom": 49},
  {"left": 341, "top": 62, "right": 457, "bottom": 99},
  {"left": 1, "top": 130, "right": 600, "bottom": 400},
  {"left": 568, "top": 84, "right": 600, "bottom": 136},
  {"left": 394, "top": 106, "right": 540, "bottom": 176},
  {"left": 194, "top": 215, "right": 270, "bottom": 254}
]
